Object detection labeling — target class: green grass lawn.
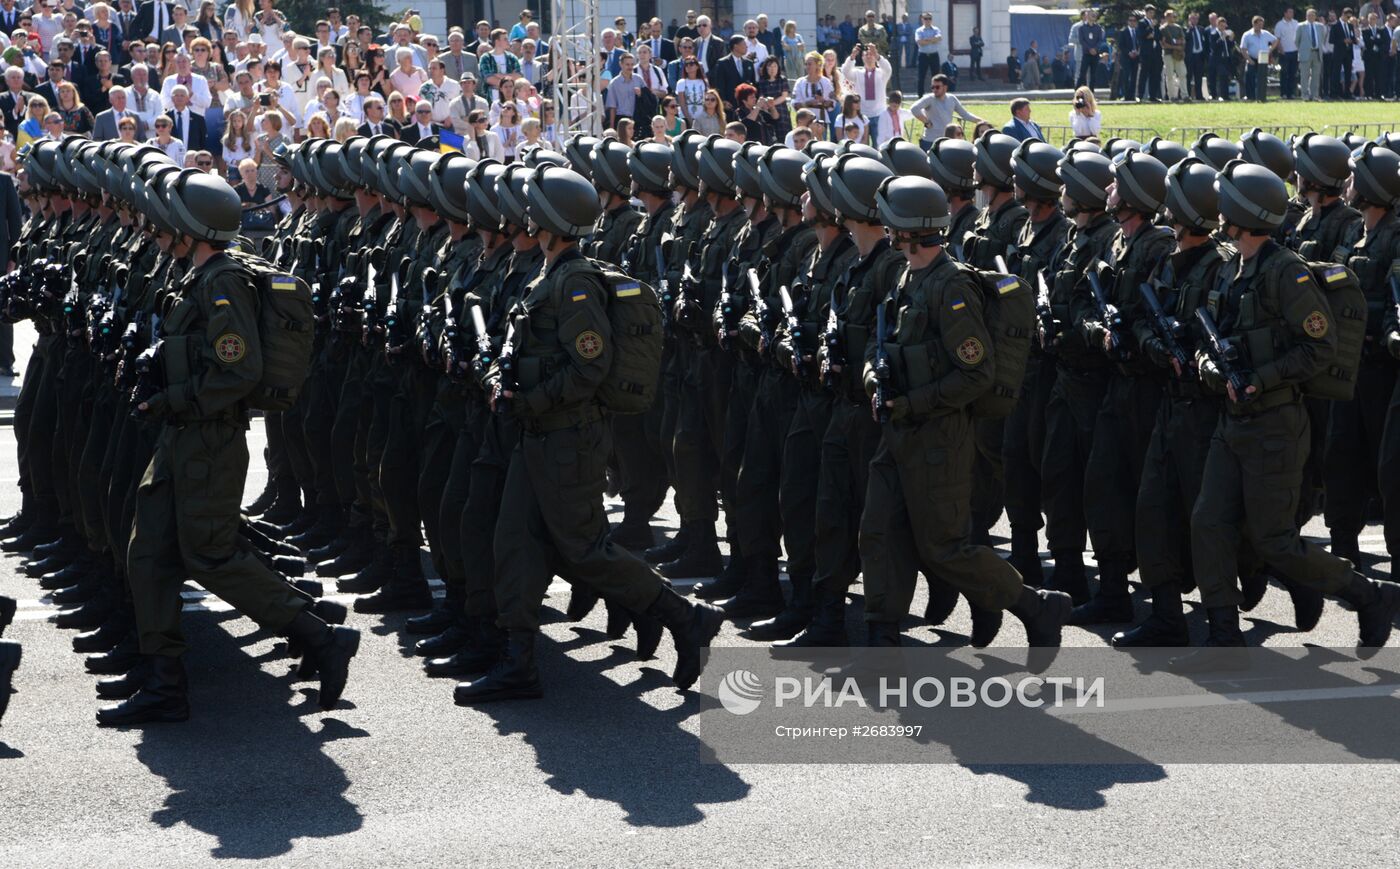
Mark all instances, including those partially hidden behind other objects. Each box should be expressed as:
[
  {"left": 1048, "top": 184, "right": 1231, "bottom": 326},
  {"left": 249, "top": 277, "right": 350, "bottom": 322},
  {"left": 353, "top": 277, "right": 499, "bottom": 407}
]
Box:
[{"left": 900, "top": 98, "right": 1400, "bottom": 144}]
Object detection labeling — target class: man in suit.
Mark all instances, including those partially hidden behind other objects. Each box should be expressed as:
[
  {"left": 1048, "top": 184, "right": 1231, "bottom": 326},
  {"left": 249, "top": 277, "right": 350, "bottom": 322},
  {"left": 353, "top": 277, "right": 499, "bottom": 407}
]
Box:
[
  {"left": 0, "top": 169, "right": 17, "bottom": 375},
  {"left": 92, "top": 85, "right": 145, "bottom": 140},
  {"left": 34, "top": 60, "right": 67, "bottom": 113},
  {"left": 400, "top": 99, "right": 443, "bottom": 148},
  {"left": 157, "top": 3, "right": 190, "bottom": 48},
  {"left": 0, "top": 0, "right": 21, "bottom": 37},
  {"left": 709, "top": 34, "right": 755, "bottom": 114},
  {"left": 645, "top": 16, "right": 677, "bottom": 63},
  {"left": 1116, "top": 15, "right": 1139, "bottom": 100},
  {"left": 355, "top": 95, "right": 400, "bottom": 138},
  {"left": 1002, "top": 97, "right": 1042, "bottom": 141},
  {"left": 1185, "top": 11, "right": 1209, "bottom": 99},
  {"left": 164, "top": 84, "right": 206, "bottom": 152},
  {"left": 1330, "top": 9, "right": 1355, "bottom": 99},
  {"left": 667, "top": 37, "right": 696, "bottom": 91},
  {"left": 692, "top": 14, "right": 725, "bottom": 72},
  {"left": 132, "top": 0, "right": 174, "bottom": 44},
  {"left": 1136, "top": 4, "right": 1162, "bottom": 101},
  {"left": 1293, "top": 7, "right": 1327, "bottom": 100},
  {"left": 1077, "top": 9, "right": 1104, "bottom": 90},
  {"left": 0, "top": 69, "right": 34, "bottom": 139}
]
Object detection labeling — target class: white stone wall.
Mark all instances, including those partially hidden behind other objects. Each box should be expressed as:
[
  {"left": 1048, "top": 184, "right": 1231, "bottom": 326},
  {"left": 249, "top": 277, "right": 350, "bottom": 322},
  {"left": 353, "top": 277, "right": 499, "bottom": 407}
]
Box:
[
  {"left": 416, "top": 0, "right": 449, "bottom": 40},
  {"left": 733, "top": 0, "right": 815, "bottom": 45},
  {"left": 904, "top": 0, "right": 1010, "bottom": 74}
]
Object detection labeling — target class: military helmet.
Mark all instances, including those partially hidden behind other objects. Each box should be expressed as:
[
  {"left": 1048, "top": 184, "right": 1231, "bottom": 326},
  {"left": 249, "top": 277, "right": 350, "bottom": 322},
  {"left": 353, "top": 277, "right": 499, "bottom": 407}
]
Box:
[
  {"left": 973, "top": 130, "right": 1018, "bottom": 191},
  {"left": 1348, "top": 142, "right": 1400, "bottom": 208},
  {"left": 1144, "top": 137, "right": 1188, "bottom": 168},
  {"left": 879, "top": 137, "right": 933, "bottom": 179},
  {"left": 627, "top": 141, "right": 673, "bottom": 196},
  {"left": 1164, "top": 157, "right": 1220, "bottom": 233},
  {"left": 318, "top": 141, "right": 357, "bottom": 198},
  {"left": 927, "top": 137, "right": 977, "bottom": 195},
  {"left": 465, "top": 159, "right": 506, "bottom": 230},
  {"left": 166, "top": 169, "right": 242, "bottom": 242},
  {"left": 1216, "top": 159, "right": 1289, "bottom": 231},
  {"left": 135, "top": 162, "right": 181, "bottom": 234},
  {"left": 300, "top": 139, "right": 332, "bottom": 194},
  {"left": 1011, "top": 139, "right": 1063, "bottom": 201},
  {"left": 804, "top": 140, "right": 838, "bottom": 159},
  {"left": 54, "top": 136, "right": 85, "bottom": 193},
  {"left": 757, "top": 146, "right": 808, "bottom": 208},
  {"left": 1111, "top": 149, "right": 1168, "bottom": 215},
  {"left": 697, "top": 134, "right": 740, "bottom": 197},
  {"left": 1339, "top": 131, "right": 1368, "bottom": 152},
  {"left": 377, "top": 140, "right": 414, "bottom": 201},
  {"left": 25, "top": 139, "right": 60, "bottom": 191},
  {"left": 520, "top": 146, "right": 568, "bottom": 169},
  {"left": 671, "top": 129, "right": 704, "bottom": 190},
  {"left": 1187, "top": 132, "right": 1242, "bottom": 171},
  {"left": 339, "top": 136, "right": 370, "bottom": 188},
  {"left": 399, "top": 148, "right": 439, "bottom": 208},
  {"left": 734, "top": 142, "right": 769, "bottom": 200},
  {"left": 876, "top": 175, "right": 950, "bottom": 238},
  {"left": 1060, "top": 148, "right": 1113, "bottom": 211},
  {"left": 360, "top": 134, "right": 396, "bottom": 193},
  {"left": 428, "top": 151, "right": 476, "bottom": 223},
  {"left": 591, "top": 137, "right": 633, "bottom": 198},
  {"left": 829, "top": 153, "right": 894, "bottom": 223},
  {"left": 523, "top": 164, "right": 602, "bottom": 239},
  {"left": 803, "top": 153, "right": 838, "bottom": 221},
  {"left": 72, "top": 141, "right": 106, "bottom": 198},
  {"left": 271, "top": 137, "right": 296, "bottom": 169},
  {"left": 1293, "top": 133, "right": 1352, "bottom": 192},
  {"left": 496, "top": 163, "right": 531, "bottom": 229},
  {"left": 564, "top": 133, "right": 602, "bottom": 180},
  {"left": 1103, "top": 137, "right": 1143, "bottom": 159},
  {"left": 1375, "top": 130, "right": 1400, "bottom": 157},
  {"left": 1066, "top": 139, "right": 1103, "bottom": 155},
  {"left": 835, "top": 140, "right": 881, "bottom": 161},
  {"left": 1239, "top": 128, "right": 1294, "bottom": 182}
]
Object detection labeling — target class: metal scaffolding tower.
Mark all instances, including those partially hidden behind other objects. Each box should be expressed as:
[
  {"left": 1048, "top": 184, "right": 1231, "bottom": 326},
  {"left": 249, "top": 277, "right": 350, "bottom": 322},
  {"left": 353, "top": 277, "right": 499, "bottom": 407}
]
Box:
[{"left": 549, "top": 0, "right": 602, "bottom": 136}]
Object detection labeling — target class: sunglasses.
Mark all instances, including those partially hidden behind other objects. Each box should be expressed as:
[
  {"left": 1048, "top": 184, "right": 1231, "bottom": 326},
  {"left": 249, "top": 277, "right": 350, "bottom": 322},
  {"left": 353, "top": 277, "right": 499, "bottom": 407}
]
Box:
[
  {"left": 197, "top": 160, "right": 212, "bottom": 167},
  {"left": 416, "top": 108, "right": 431, "bottom": 114}
]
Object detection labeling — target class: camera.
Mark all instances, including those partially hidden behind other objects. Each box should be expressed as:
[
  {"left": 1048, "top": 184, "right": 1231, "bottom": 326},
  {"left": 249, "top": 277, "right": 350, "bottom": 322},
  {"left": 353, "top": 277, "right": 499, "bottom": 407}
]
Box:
[{"left": 1074, "top": 98, "right": 1087, "bottom": 108}]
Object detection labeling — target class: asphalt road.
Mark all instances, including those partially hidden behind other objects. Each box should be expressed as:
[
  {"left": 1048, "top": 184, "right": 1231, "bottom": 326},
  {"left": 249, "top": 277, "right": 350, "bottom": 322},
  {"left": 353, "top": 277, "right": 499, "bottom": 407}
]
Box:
[{"left": 2, "top": 421, "right": 1399, "bottom": 867}]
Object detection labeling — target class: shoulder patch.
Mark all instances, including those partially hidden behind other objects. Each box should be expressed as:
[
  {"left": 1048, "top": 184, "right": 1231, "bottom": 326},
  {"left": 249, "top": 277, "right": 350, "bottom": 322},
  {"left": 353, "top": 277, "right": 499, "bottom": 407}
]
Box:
[
  {"left": 575, "top": 330, "right": 604, "bottom": 359},
  {"left": 995, "top": 275, "right": 1018, "bottom": 294},
  {"left": 614, "top": 281, "right": 642, "bottom": 298},
  {"left": 1295, "top": 270, "right": 1313, "bottom": 284},
  {"left": 570, "top": 289, "right": 589, "bottom": 303},
  {"left": 213, "top": 293, "right": 230, "bottom": 307},
  {"left": 215, "top": 333, "right": 247, "bottom": 363},
  {"left": 957, "top": 336, "right": 985, "bottom": 365},
  {"left": 1303, "top": 310, "right": 1329, "bottom": 339},
  {"left": 1322, "top": 265, "right": 1348, "bottom": 283},
  {"left": 950, "top": 298, "right": 966, "bottom": 312},
  {"left": 270, "top": 275, "right": 298, "bottom": 292}
]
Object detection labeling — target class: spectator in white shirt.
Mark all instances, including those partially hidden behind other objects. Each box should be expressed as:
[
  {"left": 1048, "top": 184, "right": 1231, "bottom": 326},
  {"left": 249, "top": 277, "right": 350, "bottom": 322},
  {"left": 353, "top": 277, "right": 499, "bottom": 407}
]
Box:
[
  {"left": 160, "top": 50, "right": 211, "bottom": 113},
  {"left": 257, "top": 59, "right": 298, "bottom": 126},
  {"left": 741, "top": 18, "right": 769, "bottom": 64},
  {"left": 1069, "top": 86, "right": 1101, "bottom": 137},
  {"left": 447, "top": 72, "right": 488, "bottom": 134},
  {"left": 463, "top": 107, "right": 503, "bottom": 159},
  {"left": 840, "top": 42, "right": 892, "bottom": 141},
  {"left": 872, "top": 90, "right": 913, "bottom": 145},
  {"left": 419, "top": 58, "right": 460, "bottom": 124},
  {"left": 487, "top": 75, "right": 527, "bottom": 125},
  {"left": 125, "top": 63, "right": 162, "bottom": 129},
  {"left": 792, "top": 52, "right": 835, "bottom": 116}
]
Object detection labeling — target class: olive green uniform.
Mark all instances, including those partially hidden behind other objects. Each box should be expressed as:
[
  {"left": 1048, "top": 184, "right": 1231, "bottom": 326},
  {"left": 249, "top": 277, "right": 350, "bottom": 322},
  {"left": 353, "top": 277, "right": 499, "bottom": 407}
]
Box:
[{"left": 661, "top": 199, "right": 713, "bottom": 537}]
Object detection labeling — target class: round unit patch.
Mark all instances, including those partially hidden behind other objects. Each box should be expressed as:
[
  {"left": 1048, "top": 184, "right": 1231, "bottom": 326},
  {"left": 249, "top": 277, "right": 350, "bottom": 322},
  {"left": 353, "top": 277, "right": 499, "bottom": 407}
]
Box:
[
  {"left": 957, "top": 337, "right": 985, "bottom": 365},
  {"left": 216, "top": 333, "right": 247, "bottom": 363},
  {"left": 575, "top": 330, "right": 603, "bottom": 359},
  {"left": 1302, "top": 311, "right": 1329, "bottom": 339}
]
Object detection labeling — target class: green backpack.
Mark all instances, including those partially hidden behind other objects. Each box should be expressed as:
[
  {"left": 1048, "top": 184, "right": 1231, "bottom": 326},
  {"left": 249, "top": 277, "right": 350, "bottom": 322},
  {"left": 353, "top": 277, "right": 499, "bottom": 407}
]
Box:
[
  {"left": 1298, "top": 260, "right": 1365, "bottom": 401},
  {"left": 586, "top": 258, "right": 664, "bottom": 415},
  {"left": 225, "top": 249, "right": 315, "bottom": 412},
  {"left": 966, "top": 265, "right": 1035, "bottom": 419}
]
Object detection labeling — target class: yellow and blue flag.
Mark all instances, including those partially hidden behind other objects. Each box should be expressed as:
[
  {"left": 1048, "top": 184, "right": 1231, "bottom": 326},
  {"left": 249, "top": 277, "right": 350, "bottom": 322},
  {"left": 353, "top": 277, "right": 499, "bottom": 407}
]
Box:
[{"left": 439, "top": 131, "right": 465, "bottom": 153}]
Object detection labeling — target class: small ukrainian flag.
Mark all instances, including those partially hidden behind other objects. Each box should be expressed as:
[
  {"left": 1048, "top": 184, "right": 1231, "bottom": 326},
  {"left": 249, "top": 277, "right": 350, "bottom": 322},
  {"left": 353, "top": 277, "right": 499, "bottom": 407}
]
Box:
[
  {"left": 571, "top": 290, "right": 588, "bottom": 302},
  {"left": 270, "top": 276, "right": 297, "bottom": 292},
  {"left": 615, "top": 282, "right": 642, "bottom": 298},
  {"left": 996, "top": 276, "right": 1018, "bottom": 294},
  {"left": 439, "top": 130, "right": 465, "bottom": 153},
  {"left": 1295, "top": 271, "right": 1312, "bottom": 284},
  {"left": 213, "top": 293, "right": 230, "bottom": 306},
  {"left": 951, "top": 299, "right": 966, "bottom": 311},
  {"left": 1324, "top": 267, "right": 1346, "bottom": 283}
]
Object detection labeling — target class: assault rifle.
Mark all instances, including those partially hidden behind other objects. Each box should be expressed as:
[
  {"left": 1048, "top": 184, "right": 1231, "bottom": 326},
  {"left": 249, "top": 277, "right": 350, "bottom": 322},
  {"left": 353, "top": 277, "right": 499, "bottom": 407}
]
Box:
[{"left": 1195, "top": 306, "right": 1254, "bottom": 403}]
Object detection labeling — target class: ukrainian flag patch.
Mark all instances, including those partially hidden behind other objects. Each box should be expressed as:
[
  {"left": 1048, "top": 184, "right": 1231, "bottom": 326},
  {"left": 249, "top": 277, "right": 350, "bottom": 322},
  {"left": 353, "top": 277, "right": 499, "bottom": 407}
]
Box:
[
  {"left": 213, "top": 294, "right": 230, "bottom": 306},
  {"left": 1295, "top": 271, "right": 1312, "bottom": 284},
  {"left": 996, "top": 276, "right": 1018, "bottom": 294},
  {"left": 271, "top": 275, "right": 297, "bottom": 292},
  {"left": 951, "top": 299, "right": 966, "bottom": 311},
  {"left": 615, "top": 282, "right": 642, "bottom": 298},
  {"left": 571, "top": 290, "right": 589, "bottom": 302},
  {"left": 1324, "top": 266, "right": 1346, "bottom": 283}
]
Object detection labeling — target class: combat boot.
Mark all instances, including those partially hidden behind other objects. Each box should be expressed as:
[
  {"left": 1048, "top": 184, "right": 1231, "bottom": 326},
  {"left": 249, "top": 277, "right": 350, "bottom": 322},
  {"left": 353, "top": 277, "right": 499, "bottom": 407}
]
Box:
[
  {"left": 426, "top": 617, "right": 506, "bottom": 678},
  {"left": 241, "top": 474, "right": 283, "bottom": 517},
  {"left": 275, "top": 496, "right": 320, "bottom": 537},
  {"left": 605, "top": 599, "right": 630, "bottom": 638},
  {"left": 1330, "top": 532, "right": 1362, "bottom": 566},
  {"left": 565, "top": 585, "right": 600, "bottom": 621},
  {"left": 923, "top": 577, "right": 959, "bottom": 625},
  {"left": 693, "top": 552, "right": 747, "bottom": 600},
  {"left": 969, "top": 603, "right": 1003, "bottom": 648},
  {"left": 644, "top": 525, "right": 689, "bottom": 564},
  {"left": 1169, "top": 607, "right": 1247, "bottom": 673},
  {"left": 95, "top": 659, "right": 151, "bottom": 700},
  {"left": 38, "top": 559, "right": 91, "bottom": 591},
  {"left": 285, "top": 608, "right": 360, "bottom": 710},
  {"left": 646, "top": 586, "right": 724, "bottom": 691},
  {"left": 406, "top": 586, "right": 464, "bottom": 636},
  {"left": 453, "top": 630, "right": 543, "bottom": 703},
  {"left": 52, "top": 593, "right": 115, "bottom": 630},
  {"left": 50, "top": 576, "right": 99, "bottom": 607},
  {"left": 307, "top": 530, "right": 353, "bottom": 565},
  {"left": 73, "top": 609, "right": 134, "bottom": 655},
  {"left": 1067, "top": 562, "right": 1135, "bottom": 625},
  {"left": 319, "top": 535, "right": 376, "bottom": 578},
  {"left": 0, "top": 595, "right": 14, "bottom": 638},
  {"left": 240, "top": 519, "right": 302, "bottom": 557},
  {"left": 0, "top": 491, "right": 33, "bottom": 538},
  {"left": 1009, "top": 587, "right": 1073, "bottom": 672},
  {"left": 866, "top": 620, "right": 901, "bottom": 646},
  {"left": 353, "top": 547, "right": 432, "bottom": 614},
  {"left": 29, "top": 536, "right": 73, "bottom": 559},
  {"left": 1044, "top": 550, "right": 1089, "bottom": 604},
  {"left": 1008, "top": 526, "right": 1044, "bottom": 587},
  {"left": 85, "top": 631, "right": 142, "bottom": 675},
  {"left": 0, "top": 640, "right": 19, "bottom": 724},
  {"left": 775, "top": 595, "right": 850, "bottom": 647},
  {"left": 336, "top": 542, "right": 393, "bottom": 593},
  {"left": 289, "top": 505, "right": 343, "bottom": 551},
  {"left": 658, "top": 524, "right": 725, "bottom": 580},
  {"left": 609, "top": 521, "right": 655, "bottom": 552},
  {"left": 414, "top": 617, "right": 474, "bottom": 658},
  {"left": 272, "top": 555, "right": 306, "bottom": 578},
  {"left": 96, "top": 655, "right": 190, "bottom": 726},
  {"left": 23, "top": 551, "right": 73, "bottom": 578},
  {"left": 1286, "top": 579, "right": 1324, "bottom": 631},
  {"left": 1112, "top": 583, "right": 1190, "bottom": 647},
  {"left": 746, "top": 574, "right": 814, "bottom": 641},
  {"left": 1239, "top": 571, "right": 1269, "bottom": 612},
  {"left": 1339, "top": 574, "right": 1400, "bottom": 654},
  {"left": 717, "top": 557, "right": 786, "bottom": 621},
  {"left": 1, "top": 518, "right": 57, "bottom": 553}
]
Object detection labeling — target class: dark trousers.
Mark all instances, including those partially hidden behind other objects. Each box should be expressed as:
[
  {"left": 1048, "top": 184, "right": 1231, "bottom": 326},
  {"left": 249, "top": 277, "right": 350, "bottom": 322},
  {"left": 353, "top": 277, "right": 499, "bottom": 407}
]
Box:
[
  {"left": 1119, "top": 58, "right": 1138, "bottom": 97},
  {"left": 1138, "top": 55, "right": 1161, "bottom": 98},
  {"left": 1323, "top": 52, "right": 1336, "bottom": 97},
  {"left": 1077, "top": 53, "right": 1099, "bottom": 89},
  {"left": 970, "top": 53, "right": 982, "bottom": 79},
  {"left": 1186, "top": 53, "right": 1206, "bottom": 97},
  {"left": 1280, "top": 52, "right": 1298, "bottom": 97},
  {"left": 0, "top": 322, "right": 12, "bottom": 371},
  {"left": 1246, "top": 61, "right": 1267, "bottom": 100},
  {"left": 916, "top": 52, "right": 940, "bottom": 94},
  {"left": 1364, "top": 54, "right": 1381, "bottom": 97},
  {"left": 1210, "top": 59, "right": 1232, "bottom": 99}
]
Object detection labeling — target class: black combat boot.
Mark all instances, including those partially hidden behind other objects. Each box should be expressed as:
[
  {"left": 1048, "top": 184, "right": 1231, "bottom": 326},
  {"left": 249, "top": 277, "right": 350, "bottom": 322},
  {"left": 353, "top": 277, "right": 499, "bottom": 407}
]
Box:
[
  {"left": 96, "top": 659, "right": 151, "bottom": 700},
  {"left": 1339, "top": 574, "right": 1400, "bottom": 654},
  {"left": 1169, "top": 607, "right": 1247, "bottom": 673},
  {"left": 289, "top": 505, "right": 343, "bottom": 551},
  {"left": 1239, "top": 571, "right": 1269, "bottom": 612},
  {"left": 241, "top": 474, "right": 282, "bottom": 517},
  {"left": 276, "top": 497, "right": 320, "bottom": 537},
  {"left": 1067, "top": 562, "right": 1135, "bottom": 625},
  {"left": 1009, "top": 587, "right": 1073, "bottom": 673},
  {"left": 692, "top": 552, "right": 747, "bottom": 600},
  {"left": 1329, "top": 532, "right": 1362, "bottom": 566},
  {"left": 0, "top": 491, "right": 33, "bottom": 538},
  {"left": 969, "top": 603, "right": 1003, "bottom": 648},
  {"left": 923, "top": 577, "right": 959, "bottom": 625},
  {"left": 1112, "top": 583, "right": 1190, "bottom": 647},
  {"left": 23, "top": 551, "right": 73, "bottom": 578},
  {"left": 658, "top": 524, "right": 725, "bottom": 580},
  {"left": 38, "top": 559, "right": 90, "bottom": 591},
  {"left": 746, "top": 574, "right": 814, "bottom": 641},
  {"left": 565, "top": 585, "right": 600, "bottom": 621},
  {"left": 337, "top": 542, "right": 393, "bottom": 593},
  {"left": 0, "top": 640, "right": 19, "bottom": 724},
  {"left": 775, "top": 595, "right": 850, "bottom": 648},
  {"left": 258, "top": 482, "right": 302, "bottom": 526},
  {"left": 52, "top": 592, "right": 115, "bottom": 630},
  {"left": 307, "top": 527, "right": 354, "bottom": 565},
  {"left": 319, "top": 534, "right": 376, "bottom": 578},
  {"left": 646, "top": 586, "right": 724, "bottom": 691},
  {"left": 604, "top": 599, "right": 631, "bottom": 638},
  {"left": 285, "top": 608, "right": 360, "bottom": 710},
  {"left": 85, "top": 631, "right": 142, "bottom": 675},
  {"left": 353, "top": 547, "right": 433, "bottom": 614},
  {"left": 632, "top": 612, "right": 663, "bottom": 660},
  {"left": 425, "top": 616, "right": 506, "bottom": 678},
  {"left": 96, "top": 655, "right": 191, "bottom": 726},
  {"left": 1286, "top": 579, "right": 1324, "bottom": 631},
  {"left": 717, "top": 557, "right": 786, "bottom": 621},
  {"left": 1008, "top": 526, "right": 1044, "bottom": 586},
  {"left": 50, "top": 576, "right": 99, "bottom": 607},
  {"left": 406, "top": 585, "right": 465, "bottom": 636},
  {"left": 28, "top": 536, "right": 72, "bottom": 559},
  {"left": 414, "top": 616, "right": 474, "bottom": 658},
  {"left": 643, "top": 525, "right": 690, "bottom": 565},
  {"left": 1, "top": 518, "right": 57, "bottom": 554},
  {"left": 453, "top": 630, "right": 543, "bottom": 703},
  {"left": 272, "top": 555, "right": 306, "bottom": 577},
  {"left": 0, "top": 595, "right": 14, "bottom": 638},
  {"left": 74, "top": 608, "right": 134, "bottom": 655},
  {"left": 866, "top": 620, "right": 901, "bottom": 647},
  {"left": 1045, "top": 550, "right": 1090, "bottom": 604},
  {"left": 609, "top": 521, "right": 655, "bottom": 552}
]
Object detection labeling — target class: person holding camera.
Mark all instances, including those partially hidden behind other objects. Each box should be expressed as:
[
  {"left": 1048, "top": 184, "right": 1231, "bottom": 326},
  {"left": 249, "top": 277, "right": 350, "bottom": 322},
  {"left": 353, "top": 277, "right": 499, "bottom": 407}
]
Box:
[
  {"left": 841, "top": 41, "right": 892, "bottom": 142},
  {"left": 1069, "top": 85, "right": 1101, "bottom": 137}
]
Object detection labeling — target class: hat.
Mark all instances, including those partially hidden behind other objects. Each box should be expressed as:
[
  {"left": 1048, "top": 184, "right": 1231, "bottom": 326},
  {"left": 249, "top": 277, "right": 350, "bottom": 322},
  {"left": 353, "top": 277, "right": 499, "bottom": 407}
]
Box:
[
  {"left": 247, "top": 32, "right": 263, "bottom": 44},
  {"left": 460, "top": 71, "right": 476, "bottom": 81}
]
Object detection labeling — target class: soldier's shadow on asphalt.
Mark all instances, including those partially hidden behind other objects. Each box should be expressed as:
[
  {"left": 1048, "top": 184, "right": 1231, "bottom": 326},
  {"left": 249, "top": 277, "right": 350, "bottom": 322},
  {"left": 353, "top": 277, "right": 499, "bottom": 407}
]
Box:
[
  {"left": 130, "top": 612, "right": 363, "bottom": 859},
  {"left": 474, "top": 627, "right": 752, "bottom": 828}
]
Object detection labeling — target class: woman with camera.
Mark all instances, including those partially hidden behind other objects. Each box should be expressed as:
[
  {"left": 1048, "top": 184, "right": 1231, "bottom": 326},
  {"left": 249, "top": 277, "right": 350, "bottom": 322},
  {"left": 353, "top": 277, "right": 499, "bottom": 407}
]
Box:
[{"left": 1069, "top": 85, "right": 1101, "bottom": 138}]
